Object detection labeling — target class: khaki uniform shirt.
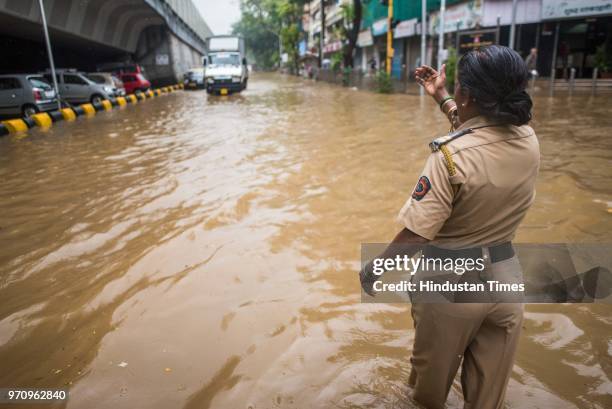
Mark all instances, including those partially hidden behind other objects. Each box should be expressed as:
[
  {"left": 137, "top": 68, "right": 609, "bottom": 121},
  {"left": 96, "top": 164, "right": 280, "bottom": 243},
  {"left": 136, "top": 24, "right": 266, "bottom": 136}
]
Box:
[{"left": 398, "top": 115, "right": 540, "bottom": 247}]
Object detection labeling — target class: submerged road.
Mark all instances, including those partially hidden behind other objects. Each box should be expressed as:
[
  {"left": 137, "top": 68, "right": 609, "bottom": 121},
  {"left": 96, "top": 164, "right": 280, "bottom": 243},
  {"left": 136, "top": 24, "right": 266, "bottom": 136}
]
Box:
[{"left": 1, "top": 73, "right": 611, "bottom": 408}]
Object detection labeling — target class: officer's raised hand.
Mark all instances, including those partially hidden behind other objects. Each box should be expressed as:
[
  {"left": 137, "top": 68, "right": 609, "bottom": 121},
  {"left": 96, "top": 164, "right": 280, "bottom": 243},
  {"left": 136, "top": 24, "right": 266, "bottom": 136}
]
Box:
[{"left": 415, "top": 64, "right": 449, "bottom": 103}]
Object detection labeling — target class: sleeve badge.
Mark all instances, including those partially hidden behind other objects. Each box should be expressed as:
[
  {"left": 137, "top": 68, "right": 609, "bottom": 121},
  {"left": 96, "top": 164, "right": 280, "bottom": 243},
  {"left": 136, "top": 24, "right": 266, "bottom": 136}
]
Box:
[{"left": 412, "top": 176, "right": 431, "bottom": 201}]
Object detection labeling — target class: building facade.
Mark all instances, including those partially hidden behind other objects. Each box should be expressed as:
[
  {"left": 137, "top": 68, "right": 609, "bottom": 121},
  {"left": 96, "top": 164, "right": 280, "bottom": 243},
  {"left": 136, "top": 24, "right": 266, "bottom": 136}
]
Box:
[{"left": 305, "top": 0, "right": 612, "bottom": 80}]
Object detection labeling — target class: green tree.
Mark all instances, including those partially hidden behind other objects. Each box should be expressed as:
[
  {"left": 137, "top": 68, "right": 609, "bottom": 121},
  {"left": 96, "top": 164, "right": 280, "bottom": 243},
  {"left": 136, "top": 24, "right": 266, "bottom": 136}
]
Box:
[
  {"left": 341, "top": 0, "right": 362, "bottom": 68},
  {"left": 278, "top": 0, "right": 306, "bottom": 74},
  {"left": 233, "top": 0, "right": 306, "bottom": 73},
  {"left": 232, "top": 0, "right": 282, "bottom": 70}
]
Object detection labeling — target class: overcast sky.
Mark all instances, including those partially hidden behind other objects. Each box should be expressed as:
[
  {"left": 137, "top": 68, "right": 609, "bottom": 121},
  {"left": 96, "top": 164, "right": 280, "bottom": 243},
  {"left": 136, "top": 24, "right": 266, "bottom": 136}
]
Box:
[{"left": 193, "top": 0, "right": 242, "bottom": 35}]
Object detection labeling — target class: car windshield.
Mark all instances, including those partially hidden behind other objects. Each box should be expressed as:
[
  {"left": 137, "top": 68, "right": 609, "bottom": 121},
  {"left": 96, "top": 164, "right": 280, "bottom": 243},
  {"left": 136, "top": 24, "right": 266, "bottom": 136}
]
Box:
[
  {"left": 208, "top": 53, "right": 240, "bottom": 66},
  {"left": 87, "top": 74, "right": 107, "bottom": 84},
  {"left": 28, "top": 77, "right": 53, "bottom": 90}
]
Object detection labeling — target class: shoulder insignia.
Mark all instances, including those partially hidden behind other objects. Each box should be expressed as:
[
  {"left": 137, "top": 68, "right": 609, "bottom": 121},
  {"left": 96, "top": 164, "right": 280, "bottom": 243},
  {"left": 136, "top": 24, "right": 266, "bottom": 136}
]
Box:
[
  {"left": 428, "top": 128, "right": 474, "bottom": 153},
  {"left": 439, "top": 145, "right": 457, "bottom": 176},
  {"left": 429, "top": 128, "right": 474, "bottom": 177}
]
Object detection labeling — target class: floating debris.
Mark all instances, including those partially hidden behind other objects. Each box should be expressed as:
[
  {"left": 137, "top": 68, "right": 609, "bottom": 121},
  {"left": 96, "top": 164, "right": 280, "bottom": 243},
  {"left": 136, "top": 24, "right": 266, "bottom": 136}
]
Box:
[{"left": 118, "top": 362, "right": 128, "bottom": 368}]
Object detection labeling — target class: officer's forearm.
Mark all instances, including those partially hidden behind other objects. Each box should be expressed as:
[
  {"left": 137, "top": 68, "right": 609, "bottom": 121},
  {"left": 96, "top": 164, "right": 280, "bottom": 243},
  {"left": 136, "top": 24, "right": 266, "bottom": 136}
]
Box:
[{"left": 362, "top": 228, "right": 429, "bottom": 280}]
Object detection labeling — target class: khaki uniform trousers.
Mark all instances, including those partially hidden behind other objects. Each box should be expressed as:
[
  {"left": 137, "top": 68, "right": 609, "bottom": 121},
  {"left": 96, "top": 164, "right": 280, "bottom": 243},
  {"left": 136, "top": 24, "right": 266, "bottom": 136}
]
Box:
[{"left": 408, "top": 257, "right": 524, "bottom": 409}]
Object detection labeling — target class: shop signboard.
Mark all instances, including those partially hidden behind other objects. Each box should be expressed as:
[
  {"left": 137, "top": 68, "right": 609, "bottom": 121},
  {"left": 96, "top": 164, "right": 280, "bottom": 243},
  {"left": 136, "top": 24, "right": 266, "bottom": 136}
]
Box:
[
  {"left": 394, "top": 18, "right": 418, "bottom": 39},
  {"left": 458, "top": 29, "right": 497, "bottom": 53},
  {"left": 429, "top": 0, "right": 483, "bottom": 35},
  {"left": 542, "top": 0, "right": 612, "bottom": 19},
  {"left": 155, "top": 54, "right": 169, "bottom": 65},
  {"left": 323, "top": 40, "right": 343, "bottom": 54},
  {"left": 299, "top": 40, "right": 307, "bottom": 57},
  {"left": 357, "top": 29, "right": 374, "bottom": 47},
  {"left": 372, "top": 18, "right": 388, "bottom": 36},
  {"left": 482, "top": 0, "right": 542, "bottom": 26}
]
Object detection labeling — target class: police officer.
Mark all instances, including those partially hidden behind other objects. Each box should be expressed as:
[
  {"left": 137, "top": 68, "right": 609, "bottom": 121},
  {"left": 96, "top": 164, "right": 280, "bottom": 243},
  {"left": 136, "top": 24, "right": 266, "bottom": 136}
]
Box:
[{"left": 360, "top": 45, "right": 540, "bottom": 408}]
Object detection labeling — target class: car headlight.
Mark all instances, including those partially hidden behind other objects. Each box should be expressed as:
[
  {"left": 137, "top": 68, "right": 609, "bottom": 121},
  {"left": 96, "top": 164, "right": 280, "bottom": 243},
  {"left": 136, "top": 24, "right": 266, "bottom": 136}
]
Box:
[
  {"left": 232, "top": 76, "right": 241, "bottom": 83},
  {"left": 103, "top": 86, "right": 114, "bottom": 93},
  {"left": 206, "top": 77, "right": 214, "bottom": 84}
]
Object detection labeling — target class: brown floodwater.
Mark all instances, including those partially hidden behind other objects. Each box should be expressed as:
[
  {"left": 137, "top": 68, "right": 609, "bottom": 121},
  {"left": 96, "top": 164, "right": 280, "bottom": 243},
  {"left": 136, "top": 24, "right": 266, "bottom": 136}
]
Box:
[{"left": 0, "top": 73, "right": 611, "bottom": 409}]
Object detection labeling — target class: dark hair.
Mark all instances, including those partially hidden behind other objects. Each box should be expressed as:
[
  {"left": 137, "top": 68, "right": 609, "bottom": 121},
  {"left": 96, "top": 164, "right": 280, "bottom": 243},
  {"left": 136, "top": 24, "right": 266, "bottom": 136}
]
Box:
[{"left": 457, "top": 45, "right": 532, "bottom": 126}]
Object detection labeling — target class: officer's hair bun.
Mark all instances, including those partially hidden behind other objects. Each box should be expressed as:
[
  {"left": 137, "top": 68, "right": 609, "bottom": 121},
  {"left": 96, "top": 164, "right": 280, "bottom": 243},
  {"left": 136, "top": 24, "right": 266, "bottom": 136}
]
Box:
[{"left": 457, "top": 45, "right": 533, "bottom": 126}]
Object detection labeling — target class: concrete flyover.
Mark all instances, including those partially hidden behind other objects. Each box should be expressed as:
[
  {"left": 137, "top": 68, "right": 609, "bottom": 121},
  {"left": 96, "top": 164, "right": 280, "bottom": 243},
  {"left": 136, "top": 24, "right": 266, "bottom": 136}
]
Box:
[{"left": 0, "top": 0, "right": 212, "bottom": 85}]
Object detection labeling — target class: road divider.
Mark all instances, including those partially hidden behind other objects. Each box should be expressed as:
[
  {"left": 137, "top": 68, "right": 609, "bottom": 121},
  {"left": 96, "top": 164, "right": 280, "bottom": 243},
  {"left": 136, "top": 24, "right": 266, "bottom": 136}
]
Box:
[
  {"left": 2, "top": 119, "right": 29, "bottom": 133},
  {"left": 101, "top": 100, "right": 113, "bottom": 111},
  {"left": 81, "top": 103, "right": 96, "bottom": 116},
  {"left": 61, "top": 108, "right": 76, "bottom": 121},
  {"left": 31, "top": 113, "right": 53, "bottom": 128},
  {"left": 0, "top": 84, "right": 182, "bottom": 137}
]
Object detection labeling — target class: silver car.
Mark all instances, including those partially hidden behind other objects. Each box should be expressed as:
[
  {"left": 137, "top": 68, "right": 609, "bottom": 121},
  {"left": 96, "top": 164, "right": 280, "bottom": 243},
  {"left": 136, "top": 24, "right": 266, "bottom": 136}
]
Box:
[
  {"left": 0, "top": 74, "right": 58, "bottom": 118},
  {"left": 86, "top": 72, "right": 126, "bottom": 97},
  {"left": 42, "top": 70, "right": 113, "bottom": 105}
]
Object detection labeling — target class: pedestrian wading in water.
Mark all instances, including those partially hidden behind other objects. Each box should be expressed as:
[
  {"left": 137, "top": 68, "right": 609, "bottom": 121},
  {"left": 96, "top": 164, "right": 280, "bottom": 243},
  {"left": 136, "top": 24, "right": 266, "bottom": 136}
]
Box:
[{"left": 360, "top": 45, "right": 539, "bottom": 409}]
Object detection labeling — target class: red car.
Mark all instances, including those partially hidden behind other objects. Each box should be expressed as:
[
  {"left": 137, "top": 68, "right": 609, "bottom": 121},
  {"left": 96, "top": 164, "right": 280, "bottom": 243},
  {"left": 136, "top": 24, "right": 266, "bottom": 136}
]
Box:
[{"left": 119, "top": 73, "right": 151, "bottom": 94}]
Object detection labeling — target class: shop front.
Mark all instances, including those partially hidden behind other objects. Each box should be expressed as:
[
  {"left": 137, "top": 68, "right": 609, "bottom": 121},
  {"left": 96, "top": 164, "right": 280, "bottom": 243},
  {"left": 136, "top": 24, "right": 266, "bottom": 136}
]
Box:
[
  {"left": 428, "top": 0, "right": 484, "bottom": 66},
  {"left": 393, "top": 18, "right": 419, "bottom": 79},
  {"left": 357, "top": 29, "right": 374, "bottom": 72},
  {"left": 541, "top": 0, "right": 612, "bottom": 79},
  {"left": 371, "top": 18, "right": 389, "bottom": 72}
]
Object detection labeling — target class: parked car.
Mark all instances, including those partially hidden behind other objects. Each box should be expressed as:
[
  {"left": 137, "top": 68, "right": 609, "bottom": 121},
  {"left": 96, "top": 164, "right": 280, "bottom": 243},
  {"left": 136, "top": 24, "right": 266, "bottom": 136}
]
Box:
[
  {"left": 42, "top": 69, "right": 112, "bottom": 105},
  {"left": 0, "top": 74, "right": 58, "bottom": 118},
  {"left": 86, "top": 72, "right": 125, "bottom": 97},
  {"left": 119, "top": 73, "right": 151, "bottom": 95},
  {"left": 184, "top": 68, "right": 205, "bottom": 89}
]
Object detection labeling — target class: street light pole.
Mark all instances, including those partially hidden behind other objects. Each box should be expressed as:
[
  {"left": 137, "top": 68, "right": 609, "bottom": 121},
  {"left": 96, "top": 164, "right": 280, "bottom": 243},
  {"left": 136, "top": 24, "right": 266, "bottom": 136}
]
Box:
[
  {"left": 386, "top": 0, "right": 393, "bottom": 75},
  {"left": 420, "top": 0, "right": 426, "bottom": 96},
  {"left": 437, "top": 0, "right": 445, "bottom": 70},
  {"left": 37, "top": 0, "right": 61, "bottom": 110},
  {"left": 509, "top": 0, "right": 518, "bottom": 49},
  {"left": 319, "top": 0, "right": 325, "bottom": 68}
]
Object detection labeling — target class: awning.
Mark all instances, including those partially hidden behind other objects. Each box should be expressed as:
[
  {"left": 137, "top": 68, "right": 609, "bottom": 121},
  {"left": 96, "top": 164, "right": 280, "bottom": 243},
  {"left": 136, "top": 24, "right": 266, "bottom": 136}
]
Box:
[{"left": 394, "top": 18, "right": 418, "bottom": 39}]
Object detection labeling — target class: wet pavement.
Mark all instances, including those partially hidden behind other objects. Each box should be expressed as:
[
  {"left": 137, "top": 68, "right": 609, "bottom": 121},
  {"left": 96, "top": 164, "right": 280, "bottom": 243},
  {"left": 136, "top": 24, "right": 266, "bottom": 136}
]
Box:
[{"left": 0, "top": 73, "right": 611, "bottom": 409}]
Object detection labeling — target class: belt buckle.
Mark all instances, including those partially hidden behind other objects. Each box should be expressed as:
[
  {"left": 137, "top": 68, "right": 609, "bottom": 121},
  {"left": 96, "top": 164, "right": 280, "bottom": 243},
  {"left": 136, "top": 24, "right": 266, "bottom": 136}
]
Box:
[{"left": 479, "top": 247, "right": 492, "bottom": 281}]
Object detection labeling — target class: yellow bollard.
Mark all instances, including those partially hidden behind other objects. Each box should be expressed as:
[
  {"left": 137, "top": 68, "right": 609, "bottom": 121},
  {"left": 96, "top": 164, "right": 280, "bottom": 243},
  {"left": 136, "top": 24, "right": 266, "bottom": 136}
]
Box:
[
  {"left": 116, "top": 97, "right": 127, "bottom": 106},
  {"left": 2, "top": 119, "right": 28, "bottom": 133},
  {"left": 80, "top": 103, "right": 96, "bottom": 116},
  {"left": 101, "top": 100, "right": 112, "bottom": 111},
  {"left": 128, "top": 94, "right": 138, "bottom": 104},
  {"left": 155, "top": 89, "right": 161, "bottom": 96},
  {"left": 61, "top": 108, "right": 76, "bottom": 121},
  {"left": 146, "top": 90, "right": 154, "bottom": 98},
  {"left": 31, "top": 112, "right": 53, "bottom": 128}
]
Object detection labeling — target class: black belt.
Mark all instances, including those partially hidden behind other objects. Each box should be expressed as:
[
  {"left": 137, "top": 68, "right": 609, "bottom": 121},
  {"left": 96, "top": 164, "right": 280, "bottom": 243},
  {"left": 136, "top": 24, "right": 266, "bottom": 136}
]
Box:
[{"left": 423, "top": 242, "right": 514, "bottom": 264}]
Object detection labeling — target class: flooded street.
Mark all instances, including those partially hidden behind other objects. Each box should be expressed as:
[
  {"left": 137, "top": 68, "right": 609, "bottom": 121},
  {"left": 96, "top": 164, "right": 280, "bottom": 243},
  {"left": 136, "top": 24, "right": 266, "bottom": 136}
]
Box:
[{"left": 1, "top": 73, "right": 611, "bottom": 408}]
